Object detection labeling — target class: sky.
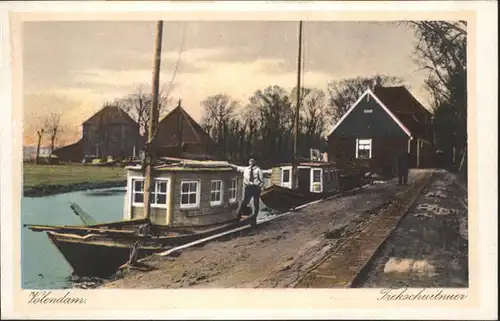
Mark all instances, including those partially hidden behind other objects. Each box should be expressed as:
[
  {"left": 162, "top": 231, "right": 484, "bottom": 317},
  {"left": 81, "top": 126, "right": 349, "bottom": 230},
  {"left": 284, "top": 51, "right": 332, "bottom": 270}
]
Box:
[{"left": 23, "top": 21, "right": 429, "bottom": 146}]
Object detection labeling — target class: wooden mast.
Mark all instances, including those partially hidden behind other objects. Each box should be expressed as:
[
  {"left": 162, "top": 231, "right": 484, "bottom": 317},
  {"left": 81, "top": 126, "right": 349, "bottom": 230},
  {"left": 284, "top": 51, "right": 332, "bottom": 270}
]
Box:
[
  {"left": 292, "top": 20, "right": 303, "bottom": 189},
  {"left": 143, "top": 20, "right": 163, "bottom": 221}
]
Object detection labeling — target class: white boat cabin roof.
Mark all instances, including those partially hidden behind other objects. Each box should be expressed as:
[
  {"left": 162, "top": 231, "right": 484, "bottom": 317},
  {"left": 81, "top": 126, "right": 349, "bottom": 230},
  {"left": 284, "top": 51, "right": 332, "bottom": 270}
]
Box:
[
  {"left": 125, "top": 159, "right": 236, "bottom": 173},
  {"left": 274, "top": 161, "right": 338, "bottom": 169}
]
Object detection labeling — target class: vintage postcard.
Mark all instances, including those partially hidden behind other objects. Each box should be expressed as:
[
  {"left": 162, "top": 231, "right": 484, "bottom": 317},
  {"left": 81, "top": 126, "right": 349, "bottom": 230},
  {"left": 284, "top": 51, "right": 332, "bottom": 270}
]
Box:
[{"left": 0, "top": 1, "right": 497, "bottom": 319}]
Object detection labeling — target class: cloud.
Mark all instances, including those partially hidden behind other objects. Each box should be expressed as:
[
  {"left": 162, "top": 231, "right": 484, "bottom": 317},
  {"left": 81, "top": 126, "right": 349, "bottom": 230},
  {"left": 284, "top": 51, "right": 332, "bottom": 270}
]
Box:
[
  {"left": 193, "top": 21, "right": 420, "bottom": 80},
  {"left": 23, "top": 21, "right": 418, "bottom": 89},
  {"left": 169, "top": 59, "right": 333, "bottom": 110},
  {"left": 23, "top": 21, "right": 424, "bottom": 92},
  {"left": 22, "top": 20, "right": 434, "bottom": 145},
  {"left": 61, "top": 50, "right": 218, "bottom": 97}
]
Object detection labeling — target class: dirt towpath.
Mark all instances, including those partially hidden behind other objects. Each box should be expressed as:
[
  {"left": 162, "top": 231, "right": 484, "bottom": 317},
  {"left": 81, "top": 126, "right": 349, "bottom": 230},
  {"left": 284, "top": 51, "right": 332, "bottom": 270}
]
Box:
[
  {"left": 354, "top": 170, "right": 468, "bottom": 288},
  {"left": 102, "top": 170, "right": 429, "bottom": 289}
]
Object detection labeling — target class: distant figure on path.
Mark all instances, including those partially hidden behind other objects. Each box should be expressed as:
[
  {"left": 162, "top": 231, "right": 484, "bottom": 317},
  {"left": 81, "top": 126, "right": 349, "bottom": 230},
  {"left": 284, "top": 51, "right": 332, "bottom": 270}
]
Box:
[
  {"left": 397, "top": 151, "right": 410, "bottom": 185},
  {"left": 233, "top": 157, "right": 264, "bottom": 226}
]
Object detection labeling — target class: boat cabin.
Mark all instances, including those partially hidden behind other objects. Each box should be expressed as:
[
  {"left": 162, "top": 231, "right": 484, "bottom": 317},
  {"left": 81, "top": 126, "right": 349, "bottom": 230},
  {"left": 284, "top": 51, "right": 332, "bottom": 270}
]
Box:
[
  {"left": 123, "top": 161, "right": 243, "bottom": 227},
  {"left": 269, "top": 162, "right": 341, "bottom": 194}
]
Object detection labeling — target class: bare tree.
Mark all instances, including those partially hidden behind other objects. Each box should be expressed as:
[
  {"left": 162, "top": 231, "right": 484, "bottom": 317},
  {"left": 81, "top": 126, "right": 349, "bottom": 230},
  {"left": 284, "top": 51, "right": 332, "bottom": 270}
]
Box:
[
  {"left": 248, "top": 85, "right": 294, "bottom": 163},
  {"left": 242, "top": 108, "right": 259, "bottom": 162},
  {"left": 200, "top": 93, "right": 238, "bottom": 158},
  {"left": 46, "top": 112, "right": 62, "bottom": 153},
  {"left": 35, "top": 128, "right": 45, "bottom": 164},
  {"left": 300, "top": 88, "right": 327, "bottom": 148},
  {"left": 408, "top": 21, "right": 467, "bottom": 105},
  {"left": 407, "top": 21, "right": 467, "bottom": 169},
  {"left": 326, "top": 75, "right": 404, "bottom": 124},
  {"left": 115, "top": 86, "right": 170, "bottom": 138},
  {"left": 34, "top": 117, "right": 50, "bottom": 164}
]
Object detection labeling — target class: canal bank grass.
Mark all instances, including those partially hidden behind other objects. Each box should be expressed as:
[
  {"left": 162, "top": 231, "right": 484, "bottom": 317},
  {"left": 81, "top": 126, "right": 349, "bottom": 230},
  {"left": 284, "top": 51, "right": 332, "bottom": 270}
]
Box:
[{"left": 23, "top": 164, "right": 127, "bottom": 188}]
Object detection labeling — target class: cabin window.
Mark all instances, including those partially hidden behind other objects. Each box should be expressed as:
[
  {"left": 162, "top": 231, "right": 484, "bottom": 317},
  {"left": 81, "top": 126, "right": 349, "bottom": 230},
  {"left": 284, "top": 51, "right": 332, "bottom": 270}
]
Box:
[
  {"left": 131, "top": 178, "right": 168, "bottom": 207},
  {"left": 180, "top": 181, "right": 200, "bottom": 209},
  {"left": 154, "top": 181, "right": 168, "bottom": 205},
  {"left": 210, "top": 180, "right": 223, "bottom": 206},
  {"left": 229, "top": 178, "right": 238, "bottom": 203},
  {"left": 132, "top": 179, "right": 144, "bottom": 204},
  {"left": 356, "top": 138, "right": 372, "bottom": 159},
  {"left": 312, "top": 169, "right": 322, "bottom": 183},
  {"left": 282, "top": 169, "right": 291, "bottom": 183}
]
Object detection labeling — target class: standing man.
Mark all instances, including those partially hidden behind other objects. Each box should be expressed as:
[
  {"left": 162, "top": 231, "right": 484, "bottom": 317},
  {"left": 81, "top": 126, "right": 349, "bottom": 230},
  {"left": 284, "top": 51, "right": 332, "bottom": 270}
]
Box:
[
  {"left": 234, "top": 158, "right": 264, "bottom": 226},
  {"left": 397, "top": 150, "right": 410, "bottom": 185}
]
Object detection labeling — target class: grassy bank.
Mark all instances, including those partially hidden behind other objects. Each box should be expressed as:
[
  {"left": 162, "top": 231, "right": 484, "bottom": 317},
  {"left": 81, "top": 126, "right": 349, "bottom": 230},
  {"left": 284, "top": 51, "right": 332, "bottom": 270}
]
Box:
[{"left": 23, "top": 164, "right": 127, "bottom": 189}]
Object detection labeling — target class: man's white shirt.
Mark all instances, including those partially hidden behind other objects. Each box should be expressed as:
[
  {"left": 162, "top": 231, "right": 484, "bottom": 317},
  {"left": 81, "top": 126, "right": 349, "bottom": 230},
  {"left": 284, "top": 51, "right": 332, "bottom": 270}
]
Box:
[{"left": 233, "top": 165, "right": 263, "bottom": 187}]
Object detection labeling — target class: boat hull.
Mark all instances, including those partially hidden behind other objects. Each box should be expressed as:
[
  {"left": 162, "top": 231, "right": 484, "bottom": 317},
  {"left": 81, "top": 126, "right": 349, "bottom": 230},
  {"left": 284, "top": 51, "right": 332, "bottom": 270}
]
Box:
[
  {"left": 261, "top": 173, "right": 368, "bottom": 212},
  {"left": 260, "top": 185, "right": 338, "bottom": 212},
  {"left": 46, "top": 217, "right": 253, "bottom": 278},
  {"left": 48, "top": 232, "right": 155, "bottom": 277}
]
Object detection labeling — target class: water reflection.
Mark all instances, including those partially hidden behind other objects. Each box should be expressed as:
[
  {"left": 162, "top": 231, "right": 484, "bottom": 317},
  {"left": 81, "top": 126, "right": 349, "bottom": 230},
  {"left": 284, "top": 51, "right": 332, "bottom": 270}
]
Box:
[{"left": 83, "top": 188, "right": 127, "bottom": 197}]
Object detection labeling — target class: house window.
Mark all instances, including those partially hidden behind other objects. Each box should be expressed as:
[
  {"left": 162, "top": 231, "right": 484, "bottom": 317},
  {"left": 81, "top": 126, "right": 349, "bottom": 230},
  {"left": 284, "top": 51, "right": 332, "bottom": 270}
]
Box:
[
  {"left": 356, "top": 138, "right": 372, "bottom": 159},
  {"left": 282, "top": 169, "right": 290, "bottom": 183},
  {"left": 210, "top": 180, "right": 223, "bottom": 206},
  {"left": 131, "top": 178, "right": 168, "bottom": 207},
  {"left": 180, "top": 181, "right": 200, "bottom": 209},
  {"left": 229, "top": 178, "right": 238, "bottom": 203}
]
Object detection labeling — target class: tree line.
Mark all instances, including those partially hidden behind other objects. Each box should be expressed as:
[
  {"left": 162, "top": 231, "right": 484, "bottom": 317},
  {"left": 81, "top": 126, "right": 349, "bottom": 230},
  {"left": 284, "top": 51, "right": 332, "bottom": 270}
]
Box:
[
  {"left": 33, "top": 22, "right": 467, "bottom": 173},
  {"left": 199, "top": 75, "right": 402, "bottom": 167}
]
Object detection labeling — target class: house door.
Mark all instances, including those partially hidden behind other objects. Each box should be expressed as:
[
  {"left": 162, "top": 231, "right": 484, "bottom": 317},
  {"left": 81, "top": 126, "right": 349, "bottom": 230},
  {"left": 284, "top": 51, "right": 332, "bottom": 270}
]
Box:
[{"left": 297, "top": 168, "right": 310, "bottom": 192}]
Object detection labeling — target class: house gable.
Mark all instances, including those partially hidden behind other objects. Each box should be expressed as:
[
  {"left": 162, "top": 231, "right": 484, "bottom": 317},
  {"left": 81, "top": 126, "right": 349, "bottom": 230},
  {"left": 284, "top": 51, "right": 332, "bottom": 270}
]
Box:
[
  {"left": 83, "top": 105, "right": 138, "bottom": 127},
  {"left": 328, "top": 89, "right": 411, "bottom": 139},
  {"left": 373, "top": 86, "right": 433, "bottom": 140},
  {"left": 156, "top": 105, "right": 216, "bottom": 149}
]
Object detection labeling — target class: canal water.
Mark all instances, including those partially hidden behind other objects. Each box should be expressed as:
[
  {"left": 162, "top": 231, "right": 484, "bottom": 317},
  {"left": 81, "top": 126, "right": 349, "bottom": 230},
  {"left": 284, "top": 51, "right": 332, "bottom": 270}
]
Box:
[
  {"left": 22, "top": 184, "right": 274, "bottom": 289},
  {"left": 21, "top": 187, "right": 127, "bottom": 289}
]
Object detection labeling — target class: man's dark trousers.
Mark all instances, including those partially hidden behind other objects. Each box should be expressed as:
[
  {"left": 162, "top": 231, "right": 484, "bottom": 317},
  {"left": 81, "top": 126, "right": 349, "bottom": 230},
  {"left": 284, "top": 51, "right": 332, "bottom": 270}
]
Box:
[
  {"left": 398, "top": 169, "right": 408, "bottom": 185},
  {"left": 237, "top": 185, "right": 261, "bottom": 224},
  {"left": 397, "top": 153, "right": 409, "bottom": 185}
]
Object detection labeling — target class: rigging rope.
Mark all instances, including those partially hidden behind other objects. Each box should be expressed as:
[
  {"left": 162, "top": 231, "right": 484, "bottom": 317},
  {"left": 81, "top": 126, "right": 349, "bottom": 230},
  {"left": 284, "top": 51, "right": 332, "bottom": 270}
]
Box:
[
  {"left": 149, "top": 23, "right": 189, "bottom": 146},
  {"left": 163, "top": 23, "right": 188, "bottom": 100}
]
